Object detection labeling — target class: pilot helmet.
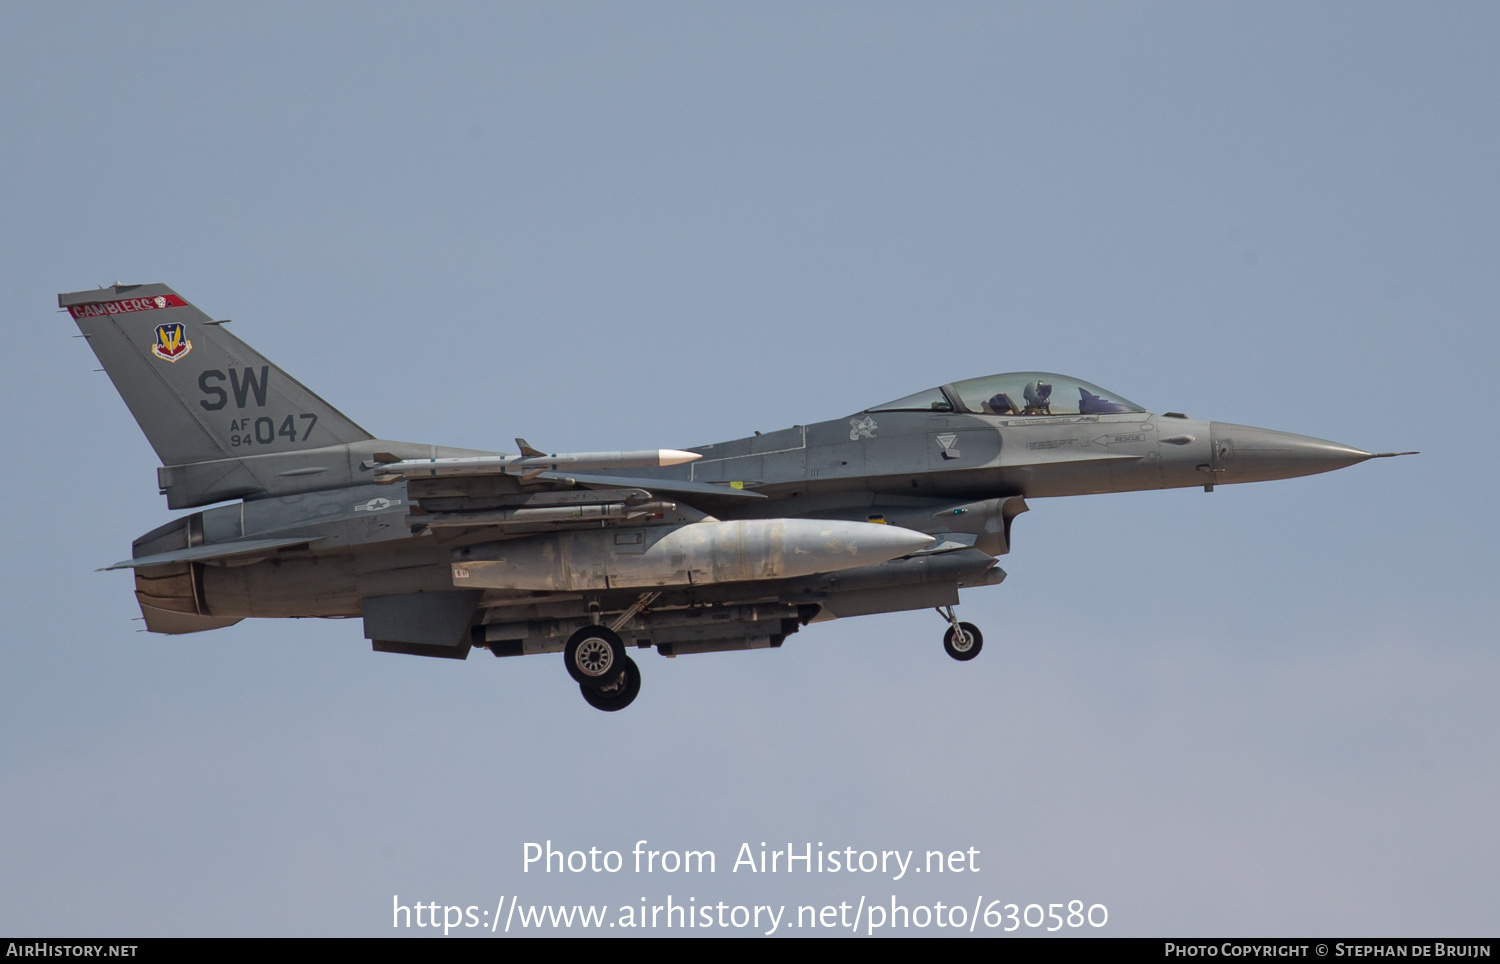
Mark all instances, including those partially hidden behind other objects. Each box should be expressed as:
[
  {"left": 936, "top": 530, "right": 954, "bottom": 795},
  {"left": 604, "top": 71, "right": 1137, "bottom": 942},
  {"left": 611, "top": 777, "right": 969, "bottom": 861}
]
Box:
[{"left": 1023, "top": 380, "right": 1053, "bottom": 409}]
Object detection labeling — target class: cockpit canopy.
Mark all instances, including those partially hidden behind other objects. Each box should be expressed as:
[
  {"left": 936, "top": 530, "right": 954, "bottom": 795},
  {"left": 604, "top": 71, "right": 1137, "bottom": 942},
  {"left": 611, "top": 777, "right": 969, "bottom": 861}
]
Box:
[{"left": 868, "top": 372, "right": 1146, "bottom": 417}]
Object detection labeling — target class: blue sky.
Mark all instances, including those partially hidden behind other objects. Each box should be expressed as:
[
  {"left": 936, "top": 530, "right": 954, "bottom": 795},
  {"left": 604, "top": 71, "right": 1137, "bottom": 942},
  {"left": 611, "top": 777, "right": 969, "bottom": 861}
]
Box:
[{"left": 1, "top": 2, "right": 1495, "bottom": 936}]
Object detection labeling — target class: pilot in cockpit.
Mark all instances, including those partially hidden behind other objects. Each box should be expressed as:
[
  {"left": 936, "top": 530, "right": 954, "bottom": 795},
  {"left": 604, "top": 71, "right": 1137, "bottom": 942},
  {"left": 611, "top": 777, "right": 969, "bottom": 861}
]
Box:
[
  {"left": 1022, "top": 380, "right": 1052, "bottom": 415},
  {"left": 985, "top": 379, "right": 1053, "bottom": 416}
]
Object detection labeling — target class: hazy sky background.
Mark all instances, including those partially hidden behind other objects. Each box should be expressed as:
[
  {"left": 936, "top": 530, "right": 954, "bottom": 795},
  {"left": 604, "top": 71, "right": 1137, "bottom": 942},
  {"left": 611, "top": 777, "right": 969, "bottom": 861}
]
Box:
[{"left": 2, "top": 3, "right": 1495, "bottom": 936}]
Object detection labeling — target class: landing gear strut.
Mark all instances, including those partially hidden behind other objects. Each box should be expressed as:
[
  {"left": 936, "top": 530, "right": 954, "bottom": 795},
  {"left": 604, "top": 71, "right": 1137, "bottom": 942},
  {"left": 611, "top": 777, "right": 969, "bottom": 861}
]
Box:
[{"left": 937, "top": 606, "right": 983, "bottom": 661}]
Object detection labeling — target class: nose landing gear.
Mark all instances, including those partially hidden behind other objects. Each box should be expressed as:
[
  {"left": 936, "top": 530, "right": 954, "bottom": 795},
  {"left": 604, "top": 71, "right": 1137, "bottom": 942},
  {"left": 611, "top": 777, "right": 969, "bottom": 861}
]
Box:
[{"left": 937, "top": 606, "right": 983, "bottom": 661}]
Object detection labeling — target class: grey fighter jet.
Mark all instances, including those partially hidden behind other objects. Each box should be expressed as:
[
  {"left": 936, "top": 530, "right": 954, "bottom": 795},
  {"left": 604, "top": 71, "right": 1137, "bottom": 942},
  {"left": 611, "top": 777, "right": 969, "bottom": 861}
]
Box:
[{"left": 66, "top": 285, "right": 1412, "bottom": 711}]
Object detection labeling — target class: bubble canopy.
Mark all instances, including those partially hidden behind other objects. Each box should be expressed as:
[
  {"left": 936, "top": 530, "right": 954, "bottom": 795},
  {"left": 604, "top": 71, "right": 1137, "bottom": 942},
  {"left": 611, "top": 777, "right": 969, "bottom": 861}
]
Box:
[{"left": 867, "top": 372, "right": 1147, "bottom": 417}]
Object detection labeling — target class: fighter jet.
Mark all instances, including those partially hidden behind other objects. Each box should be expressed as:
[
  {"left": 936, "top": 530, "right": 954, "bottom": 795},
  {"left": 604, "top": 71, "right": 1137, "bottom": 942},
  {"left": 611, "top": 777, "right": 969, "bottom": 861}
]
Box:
[{"left": 65, "top": 285, "right": 1413, "bottom": 711}]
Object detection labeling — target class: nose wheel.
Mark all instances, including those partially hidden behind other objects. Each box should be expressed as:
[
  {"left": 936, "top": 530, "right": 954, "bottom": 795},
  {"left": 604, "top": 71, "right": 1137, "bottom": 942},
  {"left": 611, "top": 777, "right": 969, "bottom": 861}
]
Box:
[{"left": 936, "top": 607, "right": 983, "bottom": 661}]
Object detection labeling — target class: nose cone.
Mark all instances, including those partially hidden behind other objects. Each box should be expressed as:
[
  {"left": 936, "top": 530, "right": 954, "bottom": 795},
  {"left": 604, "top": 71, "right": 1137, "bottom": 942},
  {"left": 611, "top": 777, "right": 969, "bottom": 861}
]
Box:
[{"left": 1208, "top": 422, "right": 1375, "bottom": 484}]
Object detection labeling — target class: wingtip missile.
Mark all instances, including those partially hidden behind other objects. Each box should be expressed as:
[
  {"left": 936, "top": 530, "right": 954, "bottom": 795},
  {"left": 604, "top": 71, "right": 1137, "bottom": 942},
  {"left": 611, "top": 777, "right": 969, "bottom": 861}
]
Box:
[
  {"left": 508, "top": 440, "right": 696, "bottom": 466},
  {"left": 372, "top": 447, "right": 703, "bottom": 481}
]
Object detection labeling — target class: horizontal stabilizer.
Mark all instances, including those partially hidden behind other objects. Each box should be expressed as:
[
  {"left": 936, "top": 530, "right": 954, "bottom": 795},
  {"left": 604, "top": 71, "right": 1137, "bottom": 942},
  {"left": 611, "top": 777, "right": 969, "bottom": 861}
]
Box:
[{"left": 106, "top": 536, "right": 323, "bottom": 570}]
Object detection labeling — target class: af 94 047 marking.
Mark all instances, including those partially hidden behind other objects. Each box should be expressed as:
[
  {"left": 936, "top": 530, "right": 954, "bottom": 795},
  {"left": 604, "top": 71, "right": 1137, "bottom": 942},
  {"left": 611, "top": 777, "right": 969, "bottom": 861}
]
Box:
[{"left": 226, "top": 413, "right": 319, "bottom": 447}]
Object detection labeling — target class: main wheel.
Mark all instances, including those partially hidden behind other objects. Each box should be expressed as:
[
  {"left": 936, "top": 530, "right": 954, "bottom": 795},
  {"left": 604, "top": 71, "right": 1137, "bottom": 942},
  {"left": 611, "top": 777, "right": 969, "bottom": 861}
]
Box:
[
  {"left": 564, "top": 626, "right": 626, "bottom": 688},
  {"left": 943, "top": 622, "right": 983, "bottom": 661},
  {"left": 581, "top": 656, "right": 641, "bottom": 712}
]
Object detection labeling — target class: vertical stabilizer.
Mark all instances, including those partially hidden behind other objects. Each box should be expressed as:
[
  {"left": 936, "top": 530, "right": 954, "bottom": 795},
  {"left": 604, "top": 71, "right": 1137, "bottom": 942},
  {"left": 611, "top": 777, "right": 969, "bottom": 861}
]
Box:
[
  {"left": 63, "top": 284, "right": 372, "bottom": 467},
  {"left": 64, "top": 284, "right": 383, "bottom": 507}
]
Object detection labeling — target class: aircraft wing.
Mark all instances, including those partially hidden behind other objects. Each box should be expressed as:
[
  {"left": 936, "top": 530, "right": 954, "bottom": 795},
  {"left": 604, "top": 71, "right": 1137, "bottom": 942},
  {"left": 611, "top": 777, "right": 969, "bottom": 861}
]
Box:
[
  {"left": 379, "top": 452, "right": 764, "bottom": 536},
  {"left": 541, "top": 472, "right": 766, "bottom": 500},
  {"left": 105, "top": 536, "right": 325, "bottom": 570},
  {"left": 370, "top": 444, "right": 762, "bottom": 533}
]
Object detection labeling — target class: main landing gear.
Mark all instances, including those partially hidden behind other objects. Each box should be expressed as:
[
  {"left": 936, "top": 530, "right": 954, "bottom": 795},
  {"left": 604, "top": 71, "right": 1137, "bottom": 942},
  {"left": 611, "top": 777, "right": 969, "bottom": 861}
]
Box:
[
  {"left": 937, "top": 606, "right": 983, "bottom": 661},
  {"left": 565, "top": 625, "right": 642, "bottom": 712},
  {"left": 581, "top": 656, "right": 641, "bottom": 712}
]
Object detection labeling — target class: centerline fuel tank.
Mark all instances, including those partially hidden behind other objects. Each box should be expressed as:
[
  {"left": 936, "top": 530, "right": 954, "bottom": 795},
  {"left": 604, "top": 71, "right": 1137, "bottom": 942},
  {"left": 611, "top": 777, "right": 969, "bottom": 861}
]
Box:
[{"left": 450, "top": 518, "right": 935, "bottom": 591}]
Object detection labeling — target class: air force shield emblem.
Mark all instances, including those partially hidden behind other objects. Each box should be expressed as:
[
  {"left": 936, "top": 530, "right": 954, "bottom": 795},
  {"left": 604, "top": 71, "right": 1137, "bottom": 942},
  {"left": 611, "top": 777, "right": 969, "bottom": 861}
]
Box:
[{"left": 151, "top": 322, "right": 192, "bottom": 362}]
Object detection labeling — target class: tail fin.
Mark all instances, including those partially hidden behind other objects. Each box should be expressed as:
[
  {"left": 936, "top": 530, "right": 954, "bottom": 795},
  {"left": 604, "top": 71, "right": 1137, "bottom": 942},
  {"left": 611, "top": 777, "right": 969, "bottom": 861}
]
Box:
[{"left": 64, "top": 284, "right": 374, "bottom": 505}]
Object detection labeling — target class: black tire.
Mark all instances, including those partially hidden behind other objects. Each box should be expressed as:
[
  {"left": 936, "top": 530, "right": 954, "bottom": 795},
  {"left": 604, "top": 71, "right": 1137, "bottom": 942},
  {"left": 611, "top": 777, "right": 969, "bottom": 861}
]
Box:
[
  {"left": 943, "top": 622, "right": 983, "bottom": 661},
  {"left": 564, "top": 626, "right": 626, "bottom": 688},
  {"left": 581, "top": 656, "right": 641, "bottom": 712}
]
